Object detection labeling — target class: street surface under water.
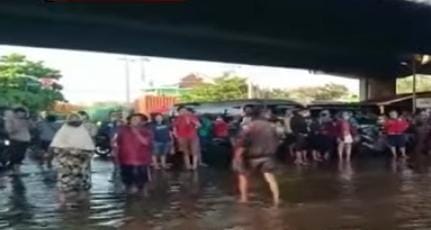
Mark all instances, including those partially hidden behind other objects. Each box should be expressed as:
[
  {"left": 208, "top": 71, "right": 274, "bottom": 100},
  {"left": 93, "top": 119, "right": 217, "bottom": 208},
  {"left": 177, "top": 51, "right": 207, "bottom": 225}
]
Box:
[{"left": 1, "top": 157, "right": 431, "bottom": 230}]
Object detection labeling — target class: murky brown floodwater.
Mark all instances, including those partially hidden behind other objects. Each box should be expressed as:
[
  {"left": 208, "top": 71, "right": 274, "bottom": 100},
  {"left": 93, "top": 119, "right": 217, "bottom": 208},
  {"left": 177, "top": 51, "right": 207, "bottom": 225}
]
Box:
[{"left": 1, "top": 157, "right": 431, "bottom": 230}]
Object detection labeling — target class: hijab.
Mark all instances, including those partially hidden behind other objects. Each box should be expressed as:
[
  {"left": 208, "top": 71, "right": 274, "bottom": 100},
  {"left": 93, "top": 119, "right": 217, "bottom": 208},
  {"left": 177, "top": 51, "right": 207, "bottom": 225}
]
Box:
[{"left": 50, "top": 113, "right": 95, "bottom": 150}]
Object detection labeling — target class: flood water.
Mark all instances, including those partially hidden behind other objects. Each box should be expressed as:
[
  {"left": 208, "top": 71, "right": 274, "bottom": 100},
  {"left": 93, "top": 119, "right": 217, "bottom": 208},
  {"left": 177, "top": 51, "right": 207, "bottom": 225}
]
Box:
[{"left": 1, "top": 157, "right": 431, "bottom": 230}]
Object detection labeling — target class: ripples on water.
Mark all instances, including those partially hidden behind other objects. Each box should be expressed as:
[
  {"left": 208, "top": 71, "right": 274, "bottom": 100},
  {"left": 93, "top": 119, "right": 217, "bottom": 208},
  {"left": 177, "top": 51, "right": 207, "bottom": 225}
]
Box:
[{"left": 2, "top": 158, "right": 431, "bottom": 229}]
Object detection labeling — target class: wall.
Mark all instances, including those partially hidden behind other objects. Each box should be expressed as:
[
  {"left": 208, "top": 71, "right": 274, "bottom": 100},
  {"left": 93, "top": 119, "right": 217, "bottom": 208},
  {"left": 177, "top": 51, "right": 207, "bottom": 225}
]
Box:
[{"left": 359, "top": 78, "right": 396, "bottom": 100}]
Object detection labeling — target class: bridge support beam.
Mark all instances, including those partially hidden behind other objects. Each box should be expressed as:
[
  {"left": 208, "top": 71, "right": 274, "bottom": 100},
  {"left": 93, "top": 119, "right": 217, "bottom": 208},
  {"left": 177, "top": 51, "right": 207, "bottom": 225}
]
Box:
[{"left": 359, "top": 78, "right": 396, "bottom": 101}]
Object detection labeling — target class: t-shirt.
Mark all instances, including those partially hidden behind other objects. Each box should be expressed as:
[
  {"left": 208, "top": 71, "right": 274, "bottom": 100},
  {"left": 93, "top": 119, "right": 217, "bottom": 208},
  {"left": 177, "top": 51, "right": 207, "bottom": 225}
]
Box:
[
  {"left": 336, "top": 120, "right": 356, "bottom": 139},
  {"left": 151, "top": 123, "right": 171, "bottom": 143},
  {"left": 99, "top": 120, "right": 122, "bottom": 139},
  {"left": 116, "top": 126, "right": 152, "bottom": 166},
  {"left": 198, "top": 118, "right": 212, "bottom": 137},
  {"left": 5, "top": 117, "right": 31, "bottom": 142},
  {"left": 37, "top": 121, "right": 61, "bottom": 141},
  {"left": 173, "top": 115, "right": 199, "bottom": 139},
  {"left": 290, "top": 115, "right": 308, "bottom": 135},
  {"left": 213, "top": 120, "right": 229, "bottom": 138},
  {"left": 384, "top": 119, "right": 409, "bottom": 135},
  {"left": 238, "top": 119, "right": 279, "bottom": 158}
]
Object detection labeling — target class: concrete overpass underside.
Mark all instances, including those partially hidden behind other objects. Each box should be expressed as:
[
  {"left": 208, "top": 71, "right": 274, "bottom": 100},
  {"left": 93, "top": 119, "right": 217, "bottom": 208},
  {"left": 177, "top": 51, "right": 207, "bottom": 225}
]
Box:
[{"left": 1, "top": 0, "right": 431, "bottom": 99}]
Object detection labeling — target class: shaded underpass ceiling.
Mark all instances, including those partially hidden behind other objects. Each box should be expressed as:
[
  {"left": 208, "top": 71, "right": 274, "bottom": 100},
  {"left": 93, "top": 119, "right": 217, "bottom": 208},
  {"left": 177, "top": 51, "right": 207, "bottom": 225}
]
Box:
[{"left": 0, "top": 0, "right": 431, "bottom": 78}]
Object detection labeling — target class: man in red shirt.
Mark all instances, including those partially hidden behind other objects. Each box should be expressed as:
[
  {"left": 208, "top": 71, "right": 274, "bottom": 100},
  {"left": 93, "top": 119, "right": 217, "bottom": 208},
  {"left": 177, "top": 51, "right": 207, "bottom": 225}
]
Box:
[
  {"left": 384, "top": 110, "right": 409, "bottom": 158},
  {"left": 173, "top": 107, "right": 201, "bottom": 170}
]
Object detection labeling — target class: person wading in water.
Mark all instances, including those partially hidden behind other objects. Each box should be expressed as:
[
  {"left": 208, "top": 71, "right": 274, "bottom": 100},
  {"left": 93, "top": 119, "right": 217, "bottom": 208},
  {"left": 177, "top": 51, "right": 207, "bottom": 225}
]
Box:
[
  {"left": 173, "top": 106, "right": 201, "bottom": 170},
  {"left": 233, "top": 107, "right": 280, "bottom": 206}
]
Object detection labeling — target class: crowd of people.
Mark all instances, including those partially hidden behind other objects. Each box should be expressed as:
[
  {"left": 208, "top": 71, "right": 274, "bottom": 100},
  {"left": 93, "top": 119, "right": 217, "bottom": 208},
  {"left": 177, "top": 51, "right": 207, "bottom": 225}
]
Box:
[
  {"left": 0, "top": 106, "right": 249, "bottom": 205},
  {"left": 1, "top": 104, "right": 431, "bottom": 206}
]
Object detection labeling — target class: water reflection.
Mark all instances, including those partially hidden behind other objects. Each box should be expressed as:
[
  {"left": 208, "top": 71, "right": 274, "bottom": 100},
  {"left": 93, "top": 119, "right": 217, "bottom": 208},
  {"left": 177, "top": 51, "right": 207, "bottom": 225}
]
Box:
[
  {"left": 338, "top": 160, "right": 354, "bottom": 182},
  {"left": 2, "top": 158, "right": 431, "bottom": 229}
]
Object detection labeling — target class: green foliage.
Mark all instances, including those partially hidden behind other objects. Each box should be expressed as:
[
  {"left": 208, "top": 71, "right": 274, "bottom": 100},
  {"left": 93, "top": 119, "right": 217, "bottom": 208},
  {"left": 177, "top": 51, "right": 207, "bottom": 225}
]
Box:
[
  {"left": 288, "top": 83, "right": 350, "bottom": 103},
  {"left": 180, "top": 74, "right": 352, "bottom": 103},
  {"left": 85, "top": 102, "right": 124, "bottom": 122},
  {"left": 397, "top": 75, "right": 431, "bottom": 94},
  {"left": 181, "top": 76, "right": 248, "bottom": 102},
  {"left": 0, "top": 53, "right": 64, "bottom": 112}
]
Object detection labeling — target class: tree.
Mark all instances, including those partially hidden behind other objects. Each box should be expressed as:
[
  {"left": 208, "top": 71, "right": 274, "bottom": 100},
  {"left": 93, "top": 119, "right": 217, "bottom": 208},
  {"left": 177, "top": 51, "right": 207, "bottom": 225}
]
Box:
[
  {"left": 287, "top": 83, "right": 349, "bottom": 103},
  {"left": 178, "top": 73, "right": 205, "bottom": 88},
  {"left": 181, "top": 76, "right": 247, "bottom": 102},
  {"left": 396, "top": 75, "right": 431, "bottom": 94},
  {"left": 0, "top": 53, "right": 64, "bottom": 112},
  {"left": 180, "top": 74, "right": 352, "bottom": 104}
]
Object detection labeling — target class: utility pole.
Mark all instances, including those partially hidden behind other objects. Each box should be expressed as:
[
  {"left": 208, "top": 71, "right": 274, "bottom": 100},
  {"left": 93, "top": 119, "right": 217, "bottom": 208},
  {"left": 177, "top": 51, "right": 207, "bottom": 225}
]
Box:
[
  {"left": 140, "top": 57, "right": 150, "bottom": 95},
  {"left": 119, "top": 56, "right": 135, "bottom": 105},
  {"left": 124, "top": 58, "right": 131, "bottom": 105},
  {"left": 412, "top": 57, "right": 417, "bottom": 114},
  {"left": 247, "top": 77, "right": 253, "bottom": 99}
]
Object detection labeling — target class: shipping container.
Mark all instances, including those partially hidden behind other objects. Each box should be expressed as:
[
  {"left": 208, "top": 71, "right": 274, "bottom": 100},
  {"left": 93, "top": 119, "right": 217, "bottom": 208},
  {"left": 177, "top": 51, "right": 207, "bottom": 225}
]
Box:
[{"left": 134, "top": 95, "right": 178, "bottom": 115}]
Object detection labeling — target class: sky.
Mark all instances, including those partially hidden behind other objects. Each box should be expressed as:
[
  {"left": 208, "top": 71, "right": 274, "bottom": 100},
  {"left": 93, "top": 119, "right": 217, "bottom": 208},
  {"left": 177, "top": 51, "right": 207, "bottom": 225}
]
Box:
[{"left": 0, "top": 45, "right": 359, "bottom": 104}]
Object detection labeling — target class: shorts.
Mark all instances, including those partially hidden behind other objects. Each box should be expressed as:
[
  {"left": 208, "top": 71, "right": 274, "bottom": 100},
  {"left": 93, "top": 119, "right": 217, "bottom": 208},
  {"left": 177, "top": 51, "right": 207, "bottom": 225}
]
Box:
[
  {"left": 153, "top": 142, "right": 171, "bottom": 156},
  {"left": 339, "top": 135, "right": 353, "bottom": 144},
  {"left": 120, "top": 165, "right": 149, "bottom": 189},
  {"left": 177, "top": 137, "right": 200, "bottom": 156},
  {"left": 387, "top": 134, "right": 406, "bottom": 148},
  {"left": 310, "top": 134, "right": 333, "bottom": 153},
  {"left": 294, "top": 134, "right": 308, "bottom": 151},
  {"left": 233, "top": 156, "right": 275, "bottom": 174},
  {"left": 8, "top": 140, "right": 29, "bottom": 166}
]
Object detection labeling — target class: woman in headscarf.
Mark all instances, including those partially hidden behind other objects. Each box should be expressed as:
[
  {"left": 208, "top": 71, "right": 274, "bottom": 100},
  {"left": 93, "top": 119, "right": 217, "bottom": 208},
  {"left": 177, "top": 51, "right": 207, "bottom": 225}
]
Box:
[{"left": 50, "top": 113, "right": 95, "bottom": 204}]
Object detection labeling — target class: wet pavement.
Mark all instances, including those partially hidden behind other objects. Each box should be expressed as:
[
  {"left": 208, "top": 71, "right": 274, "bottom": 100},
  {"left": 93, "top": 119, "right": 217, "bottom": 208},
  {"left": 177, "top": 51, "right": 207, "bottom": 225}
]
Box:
[{"left": 1, "top": 157, "right": 431, "bottom": 230}]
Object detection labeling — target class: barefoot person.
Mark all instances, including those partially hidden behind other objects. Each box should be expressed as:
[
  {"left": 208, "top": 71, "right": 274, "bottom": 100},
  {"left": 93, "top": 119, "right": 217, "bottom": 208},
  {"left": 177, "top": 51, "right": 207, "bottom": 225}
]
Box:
[
  {"left": 290, "top": 109, "right": 310, "bottom": 165},
  {"left": 384, "top": 110, "right": 409, "bottom": 159},
  {"left": 37, "top": 114, "right": 61, "bottom": 168},
  {"left": 50, "top": 113, "right": 95, "bottom": 205},
  {"left": 233, "top": 107, "right": 280, "bottom": 205},
  {"left": 173, "top": 106, "right": 201, "bottom": 170},
  {"left": 151, "top": 113, "right": 173, "bottom": 169},
  {"left": 336, "top": 112, "right": 356, "bottom": 161},
  {"left": 116, "top": 114, "right": 152, "bottom": 194}
]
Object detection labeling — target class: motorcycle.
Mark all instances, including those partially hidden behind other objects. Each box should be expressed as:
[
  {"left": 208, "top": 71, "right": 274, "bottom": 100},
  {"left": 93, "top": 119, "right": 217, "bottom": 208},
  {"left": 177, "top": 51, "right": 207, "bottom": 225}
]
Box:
[
  {"left": 94, "top": 134, "right": 112, "bottom": 157},
  {"left": 357, "top": 124, "right": 387, "bottom": 154}
]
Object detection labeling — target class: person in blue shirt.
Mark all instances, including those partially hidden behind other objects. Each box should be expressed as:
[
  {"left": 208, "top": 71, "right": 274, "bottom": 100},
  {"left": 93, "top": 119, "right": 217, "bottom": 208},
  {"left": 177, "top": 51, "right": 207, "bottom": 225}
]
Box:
[
  {"left": 151, "top": 113, "right": 173, "bottom": 169},
  {"left": 98, "top": 111, "right": 123, "bottom": 140}
]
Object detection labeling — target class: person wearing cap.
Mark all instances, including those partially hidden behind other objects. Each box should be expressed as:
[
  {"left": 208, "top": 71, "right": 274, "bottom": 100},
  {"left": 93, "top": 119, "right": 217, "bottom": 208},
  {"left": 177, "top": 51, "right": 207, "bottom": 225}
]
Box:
[{"left": 50, "top": 113, "right": 95, "bottom": 204}]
